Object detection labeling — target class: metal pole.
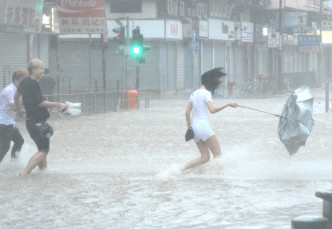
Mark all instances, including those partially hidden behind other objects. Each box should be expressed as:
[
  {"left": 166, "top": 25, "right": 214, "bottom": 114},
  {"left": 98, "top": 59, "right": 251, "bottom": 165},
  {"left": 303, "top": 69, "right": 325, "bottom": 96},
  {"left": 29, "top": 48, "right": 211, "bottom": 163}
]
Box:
[
  {"left": 126, "top": 17, "right": 129, "bottom": 110},
  {"left": 326, "top": 81, "right": 329, "bottom": 112},
  {"left": 102, "top": 48, "right": 106, "bottom": 112},
  {"left": 136, "top": 60, "right": 140, "bottom": 109},
  {"left": 318, "top": 0, "right": 323, "bottom": 86},
  {"left": 88, "top": 34, "right": 92, "bottom": 91},
  {"left": 56, "top": 35, "right": 61, "bottom": 98}
]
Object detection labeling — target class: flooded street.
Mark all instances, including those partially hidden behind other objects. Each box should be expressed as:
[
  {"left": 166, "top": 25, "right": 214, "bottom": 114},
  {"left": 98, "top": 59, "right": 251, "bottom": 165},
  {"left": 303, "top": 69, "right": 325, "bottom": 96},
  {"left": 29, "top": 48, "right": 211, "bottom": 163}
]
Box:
[{"left": 1, "top": 89, "right": 332, "bottom": 228}]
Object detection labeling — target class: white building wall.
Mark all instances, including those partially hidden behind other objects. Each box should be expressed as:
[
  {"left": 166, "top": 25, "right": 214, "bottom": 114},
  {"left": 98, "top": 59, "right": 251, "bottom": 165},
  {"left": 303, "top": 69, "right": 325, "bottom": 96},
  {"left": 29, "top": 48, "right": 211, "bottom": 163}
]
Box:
[{"left": 105, "top": 0, "right": 157, "bottom": 19}]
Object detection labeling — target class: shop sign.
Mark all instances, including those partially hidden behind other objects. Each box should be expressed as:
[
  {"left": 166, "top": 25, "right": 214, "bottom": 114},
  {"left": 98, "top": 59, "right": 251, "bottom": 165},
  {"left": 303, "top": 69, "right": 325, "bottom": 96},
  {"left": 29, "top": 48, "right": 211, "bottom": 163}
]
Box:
[
  {"left": 208, "top": 19, "right": 234, "bottom": 41},
  {"left": 4, "top": 0, "right": 43, "bottom": 33},
  {"left": 199, "top": 20, "right": 208, "bottom": 38},
  {"left": 166, "top": 20, "right": 182, "bottom": 39},
  {"left": 56, "top": 0, "right": 107, "bottom": 34},
  {"left": 241, "top": 22, "right": 253, "bottom": 43},
  {"left": 298, "top": 35, "right": 320, "bottom": 46}
]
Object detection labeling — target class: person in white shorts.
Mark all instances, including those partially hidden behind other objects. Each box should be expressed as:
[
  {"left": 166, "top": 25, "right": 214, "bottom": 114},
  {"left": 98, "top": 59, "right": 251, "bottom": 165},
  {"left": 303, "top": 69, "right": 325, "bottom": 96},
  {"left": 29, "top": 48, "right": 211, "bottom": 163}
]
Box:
[{"left": 180, "top": 68, "right": 240, "bottom": 171}]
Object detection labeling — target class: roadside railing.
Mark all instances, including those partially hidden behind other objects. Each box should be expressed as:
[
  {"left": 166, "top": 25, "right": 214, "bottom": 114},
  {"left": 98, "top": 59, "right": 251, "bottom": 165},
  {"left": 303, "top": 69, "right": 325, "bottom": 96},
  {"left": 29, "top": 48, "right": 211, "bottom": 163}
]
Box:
[
  {"left": 326, "top": 81, "right": 331, "bottom": 113},
  {"left": 44, "top": 89, "right": 150, "bottom": 119},
  {"left": 276, "top": 71, "right": 317, "bottom": 92}
]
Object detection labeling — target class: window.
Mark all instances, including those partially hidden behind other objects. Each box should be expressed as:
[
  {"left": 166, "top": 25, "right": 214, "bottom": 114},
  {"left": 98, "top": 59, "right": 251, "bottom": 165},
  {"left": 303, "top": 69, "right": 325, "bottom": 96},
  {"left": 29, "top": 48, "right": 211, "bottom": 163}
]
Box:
[
  {"left": 187, "top": 7, "right": 192, "bottom": 17},
  {"left": 197, "top": 4, "right": 202, "bottom": 18},
  {"left": 209, "top": 0, "right": 214, "bottom": 17},
  {"left": 173, "top": 0, "right": 179, "bottom": 16},
  {"left": 167, "top": 0, "right": 172, "bottom": 15},
  {"left": 179, "top": 2, "right": 184, "bottom": 16},
  {"left": 219, "top": 0, "right": 223, "bottom": 17},
  {"left": 192, "top": 8, "right": 196, "bottom": 18},
  {"left": 202, "top": 4, "right": 207, "bottom": 18}
]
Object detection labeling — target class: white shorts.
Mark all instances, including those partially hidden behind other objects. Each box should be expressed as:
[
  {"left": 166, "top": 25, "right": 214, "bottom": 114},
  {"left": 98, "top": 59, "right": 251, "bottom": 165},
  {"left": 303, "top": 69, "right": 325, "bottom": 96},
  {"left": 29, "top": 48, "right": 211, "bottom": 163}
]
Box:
[{"left": 192, "top": 119, "right": 214, "bottom": 142}]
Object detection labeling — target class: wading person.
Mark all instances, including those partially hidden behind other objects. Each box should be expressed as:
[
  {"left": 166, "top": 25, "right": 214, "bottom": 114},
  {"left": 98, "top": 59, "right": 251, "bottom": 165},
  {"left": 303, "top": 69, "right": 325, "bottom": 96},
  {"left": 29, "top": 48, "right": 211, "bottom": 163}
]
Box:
[
  {"left": 180, "top": 68, "right": 240, "bottom": 171},
  {"left": 0, "top": 69, "right": 28, "bottom": 163},
  {"left": 14, "top": 58, "right": 67, "bottom": 176}
]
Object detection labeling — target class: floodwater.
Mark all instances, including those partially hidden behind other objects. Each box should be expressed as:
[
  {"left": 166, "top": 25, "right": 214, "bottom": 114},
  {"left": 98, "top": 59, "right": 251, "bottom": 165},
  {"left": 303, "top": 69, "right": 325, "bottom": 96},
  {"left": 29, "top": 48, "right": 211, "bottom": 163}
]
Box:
[{"left": 1, "top": 89, "right": 331, "bottom": 229}]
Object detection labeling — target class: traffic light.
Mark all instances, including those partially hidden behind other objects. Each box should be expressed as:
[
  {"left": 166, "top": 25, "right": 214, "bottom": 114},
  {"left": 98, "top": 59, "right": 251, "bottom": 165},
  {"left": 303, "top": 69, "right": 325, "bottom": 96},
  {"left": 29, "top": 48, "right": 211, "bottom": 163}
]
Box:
[
  {"left": 113, "top": 27, "right": 125, "bottom": 45},
  {"left": 131, "top": 27, "right": 143, "bottom": 57}
]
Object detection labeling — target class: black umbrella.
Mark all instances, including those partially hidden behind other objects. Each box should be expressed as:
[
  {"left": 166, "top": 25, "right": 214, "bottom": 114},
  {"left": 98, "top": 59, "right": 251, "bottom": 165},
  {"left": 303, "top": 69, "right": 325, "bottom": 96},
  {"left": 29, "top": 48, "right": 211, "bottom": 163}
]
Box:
[
  {"left": 277, "top": 86, "right": 314, "bottom": 155},
  {"left": 241, "top": 86, "right": 314, "bottom": 155}
]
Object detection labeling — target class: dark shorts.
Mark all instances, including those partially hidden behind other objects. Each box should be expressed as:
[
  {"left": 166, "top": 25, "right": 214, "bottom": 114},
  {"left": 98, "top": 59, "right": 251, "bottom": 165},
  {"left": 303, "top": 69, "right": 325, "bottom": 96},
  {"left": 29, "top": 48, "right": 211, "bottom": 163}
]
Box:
[{"left": 26, "top": 120, "right": 51, "bottom": 153}]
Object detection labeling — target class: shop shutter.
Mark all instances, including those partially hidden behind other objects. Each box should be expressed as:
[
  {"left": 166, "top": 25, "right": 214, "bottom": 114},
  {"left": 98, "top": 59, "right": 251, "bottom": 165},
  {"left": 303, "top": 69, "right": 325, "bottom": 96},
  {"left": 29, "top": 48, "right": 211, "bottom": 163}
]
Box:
[
  {"left": 32, "top": 34, "right": 49, "bottom": 68},
  {"left": 59, "top": 40, "right": 89, "bottom": 91},
  {"left": 175, "top": 42, "right": 185, "bottom": 90},
  {"left": 0, "top": 32, "right": 28, "bottom": 89},
  {"left": 201, "top": 40, "right": 212, "bottom": 74},
  {"left": 184, "top": 41, "right": 193, "bottom": 90},
  {"left": 139, "top": 41, "right": 161, "bottom": 91}
]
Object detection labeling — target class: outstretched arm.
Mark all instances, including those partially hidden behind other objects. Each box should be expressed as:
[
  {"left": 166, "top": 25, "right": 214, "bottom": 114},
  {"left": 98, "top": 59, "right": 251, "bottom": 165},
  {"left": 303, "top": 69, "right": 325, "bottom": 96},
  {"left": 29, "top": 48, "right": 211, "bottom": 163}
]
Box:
[
  {"left": 207, "top": 101, "right": 239, "bottom": 114},
  {"left": 185, "top": 102, "right": 193, "bottom": 128},
  {"left": 38, "top": 101, "right": 67, "bottom": 111}
]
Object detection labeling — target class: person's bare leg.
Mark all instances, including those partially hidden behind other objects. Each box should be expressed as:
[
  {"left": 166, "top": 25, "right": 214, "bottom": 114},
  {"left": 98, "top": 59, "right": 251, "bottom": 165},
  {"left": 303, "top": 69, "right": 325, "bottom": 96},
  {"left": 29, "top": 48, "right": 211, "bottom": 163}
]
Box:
[
  {"left": 38, "top": 156, "right": 47, "bottom": 170},
  {"left": 180, "top": 141, "right": 210, "bottom": 171},
  {"left": 20, "top": 152, "right": 47, "bottom": 175},
  {"left": 204, "top": 135, "right": 222, "bottom": 158}
]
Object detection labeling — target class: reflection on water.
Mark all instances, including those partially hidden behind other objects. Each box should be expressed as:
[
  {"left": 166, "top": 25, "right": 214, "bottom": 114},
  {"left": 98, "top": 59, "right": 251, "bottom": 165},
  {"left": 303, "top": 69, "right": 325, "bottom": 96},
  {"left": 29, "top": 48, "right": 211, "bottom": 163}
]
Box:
[{"left": 1, "top": 91, "right": 331, "bottom": 228}]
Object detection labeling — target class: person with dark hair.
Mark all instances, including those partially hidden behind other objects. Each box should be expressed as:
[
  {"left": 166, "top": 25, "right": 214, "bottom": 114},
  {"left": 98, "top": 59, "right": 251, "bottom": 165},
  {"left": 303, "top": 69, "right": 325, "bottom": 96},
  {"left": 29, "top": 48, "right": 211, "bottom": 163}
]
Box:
[
  {"left": 39, "top": 68, "right": 56, "bottom": 102},
  {"left": 180, "top": 68, "right": 240, "bottom": 171},
  {"left": 0, "top": 69, "right": 28, "bottom": 163},
  {"left": 14, "top": 58, "right": 67, "bottom": 176}
]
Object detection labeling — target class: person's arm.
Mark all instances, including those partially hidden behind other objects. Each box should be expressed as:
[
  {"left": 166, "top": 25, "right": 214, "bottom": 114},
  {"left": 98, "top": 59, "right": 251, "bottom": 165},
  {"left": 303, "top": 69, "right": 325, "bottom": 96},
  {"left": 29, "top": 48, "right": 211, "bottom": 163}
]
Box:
[
  {"left": 14, "top": 91, "right": 25, "bottom": 117},
  {"left": 185, "top": 102, "right": 193, "bottom": 128},
  {"left": 207, "top": 101, "right": 239, "bottom": 114},
  {"left": 38, "top": 101, "right": 67, "bottom": 111}
]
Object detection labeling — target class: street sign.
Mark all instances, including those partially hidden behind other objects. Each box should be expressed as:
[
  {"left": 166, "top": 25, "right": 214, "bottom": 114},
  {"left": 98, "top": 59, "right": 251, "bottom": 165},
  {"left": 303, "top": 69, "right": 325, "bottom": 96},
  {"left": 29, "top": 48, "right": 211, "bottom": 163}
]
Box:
[
  {"left": 268, "top": 32, "right": 281, "bottom": 48},
  {"left": 192, "top": 31, "right": 196, "bottom": 42},
  {"left": 189, "top": 41, "right": 200, "bottom": 50},
  {"left": 298, "top": 35, "right": 320, "bottom": 46}
]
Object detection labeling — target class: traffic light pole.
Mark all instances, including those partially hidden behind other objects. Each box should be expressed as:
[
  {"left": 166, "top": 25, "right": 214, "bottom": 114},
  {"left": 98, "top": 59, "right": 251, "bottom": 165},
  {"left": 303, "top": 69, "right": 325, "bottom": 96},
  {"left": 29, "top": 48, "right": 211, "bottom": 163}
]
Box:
[
  {"left": 125, "top": 16, "right": 129, "bottom": 110},
  {"left": 136, "top": 60, "right": 140, "bottom": 109}
]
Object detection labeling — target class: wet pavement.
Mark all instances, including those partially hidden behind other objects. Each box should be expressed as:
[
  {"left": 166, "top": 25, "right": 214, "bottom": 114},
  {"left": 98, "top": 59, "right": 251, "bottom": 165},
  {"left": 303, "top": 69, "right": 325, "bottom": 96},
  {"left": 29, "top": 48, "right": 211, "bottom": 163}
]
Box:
[{"left": 0, "top": 88, "right": 331, "bottom": 228}]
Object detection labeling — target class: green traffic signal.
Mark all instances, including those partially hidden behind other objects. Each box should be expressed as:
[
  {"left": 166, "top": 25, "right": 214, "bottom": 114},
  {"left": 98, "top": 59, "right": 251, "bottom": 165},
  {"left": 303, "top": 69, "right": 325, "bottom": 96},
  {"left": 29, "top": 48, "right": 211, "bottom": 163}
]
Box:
[{"left": 131, "top": 45, "right": 142, "bottom": 56}]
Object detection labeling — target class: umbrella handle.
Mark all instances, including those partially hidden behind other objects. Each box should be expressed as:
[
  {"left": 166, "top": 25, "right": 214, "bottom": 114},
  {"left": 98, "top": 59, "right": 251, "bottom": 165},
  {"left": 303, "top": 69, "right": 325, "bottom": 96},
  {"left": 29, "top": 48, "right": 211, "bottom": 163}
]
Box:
[{"left": 241, "top": 106, "right": 282, "bottom": 118}]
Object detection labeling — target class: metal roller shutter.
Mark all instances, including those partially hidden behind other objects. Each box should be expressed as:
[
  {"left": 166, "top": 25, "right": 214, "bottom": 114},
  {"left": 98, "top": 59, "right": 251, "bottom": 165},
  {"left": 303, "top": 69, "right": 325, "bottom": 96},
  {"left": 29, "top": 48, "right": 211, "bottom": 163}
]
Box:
[
  {"left": 59, "top": 40, "right": 89, "bottom": 91},
  {"left": 214, "top": 41, "right": 225, "bottom": 68},
  {"left": 201, "top": 40, "right": 213, "bottom": 74},
  {"left": 175, "top": 42, "right": 184, "bottom": 91},
  {"left": 31, "top": 34, "right": 49, "bottom": 68},
  {"left": 139, "top": 41, "right": 161, "bottom": 91},
  {"left": 234, "top": 44, "right": 243, "bottom": 84},
  {"left": 104, "top": 41, "right": 127, "bottom": 91},
  {"left": 184, "top": 40, "right": 193, "bottom": 90},
  {"left": 167, "top": 42, "right": 176, "bottom": 91},
  {"left": 0, "top": 32, "right": 28, "bottom": 89}
]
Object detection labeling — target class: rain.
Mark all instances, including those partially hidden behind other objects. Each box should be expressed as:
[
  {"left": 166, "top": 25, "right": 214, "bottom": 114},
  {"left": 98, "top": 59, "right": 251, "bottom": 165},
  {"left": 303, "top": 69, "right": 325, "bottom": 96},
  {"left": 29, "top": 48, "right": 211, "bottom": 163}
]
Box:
[{"left": 1, "top": 0, "right": 332, "bottom": 228}]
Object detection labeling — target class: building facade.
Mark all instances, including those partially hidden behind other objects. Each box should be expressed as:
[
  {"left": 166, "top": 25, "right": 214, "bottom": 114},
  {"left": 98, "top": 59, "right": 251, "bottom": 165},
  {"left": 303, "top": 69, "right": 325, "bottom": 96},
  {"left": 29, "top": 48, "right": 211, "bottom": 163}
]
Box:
[{"left": 0, "top": 0, "right": 330, "bottom": 95}]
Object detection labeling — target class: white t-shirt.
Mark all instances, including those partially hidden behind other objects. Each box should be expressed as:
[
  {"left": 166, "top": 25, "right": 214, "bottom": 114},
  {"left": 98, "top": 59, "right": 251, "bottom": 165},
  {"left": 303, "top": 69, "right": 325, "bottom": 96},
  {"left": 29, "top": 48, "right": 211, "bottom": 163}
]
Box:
[
  {"left": 189, "top": 89, "right": 212, "bottom": 121},
  {"left": 0, "top": 83, "right": 17, "bottom": 125}
]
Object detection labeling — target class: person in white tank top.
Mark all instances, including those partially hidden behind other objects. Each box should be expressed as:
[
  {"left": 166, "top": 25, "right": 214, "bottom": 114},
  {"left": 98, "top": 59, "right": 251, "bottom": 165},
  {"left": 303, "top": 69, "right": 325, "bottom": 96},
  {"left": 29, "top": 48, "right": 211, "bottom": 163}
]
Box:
[{"left": 180, "top": 68, "right": 240, "bottom": 171}]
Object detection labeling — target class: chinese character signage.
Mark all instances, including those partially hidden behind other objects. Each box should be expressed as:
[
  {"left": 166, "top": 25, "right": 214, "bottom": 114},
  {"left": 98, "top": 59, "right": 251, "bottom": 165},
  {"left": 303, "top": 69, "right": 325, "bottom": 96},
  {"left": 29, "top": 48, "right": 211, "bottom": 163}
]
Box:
[
  {"left": 56, "top": 0, "right": 108, "bottom": 34},
  {"left": 208, "top": 19, "right": 234, "bottom": 41},
  {"left": 298, "top": 35, "right": 320, "bottom": 46},
  {"left": 241, "top": 22, "right": 253, "bottom": 43},
  {"left": 4, "top": 0, "right": 43, "bottom": 33},
  {"left": 166, "top": 20, "right": 182, "bottom": 39}
]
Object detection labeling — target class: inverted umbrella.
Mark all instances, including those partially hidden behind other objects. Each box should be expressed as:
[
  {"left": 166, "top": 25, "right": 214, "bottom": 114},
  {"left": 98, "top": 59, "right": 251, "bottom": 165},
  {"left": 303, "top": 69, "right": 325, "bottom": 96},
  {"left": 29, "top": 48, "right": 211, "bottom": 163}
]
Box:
[
  {"left": 241, "top": 86, "right": 314, "bottom": 155},
  {"left": 277, "top": 86, "right": 314, "bottom": 155}
]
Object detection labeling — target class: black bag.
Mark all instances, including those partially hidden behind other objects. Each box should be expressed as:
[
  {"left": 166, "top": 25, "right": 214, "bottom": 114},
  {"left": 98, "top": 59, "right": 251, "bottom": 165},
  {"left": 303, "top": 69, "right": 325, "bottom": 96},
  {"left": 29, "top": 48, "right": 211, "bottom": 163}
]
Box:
[{"left": 185, "top": 127, "right": 194, "bottom": 141}]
